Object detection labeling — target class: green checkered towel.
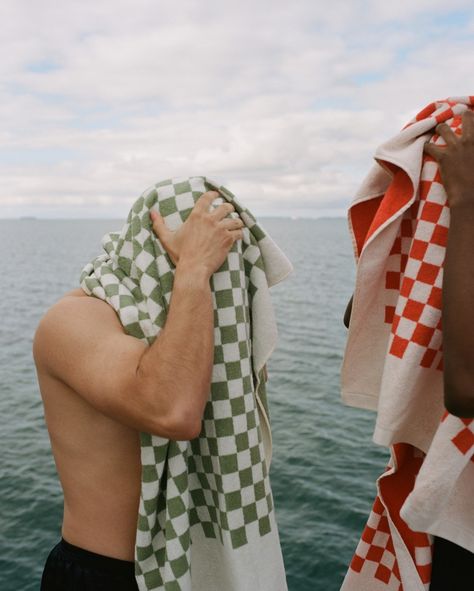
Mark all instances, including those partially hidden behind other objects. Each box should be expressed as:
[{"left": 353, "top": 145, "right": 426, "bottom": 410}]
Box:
[{"left": 79, "top": 176, "right": 292, "bottom": 591}]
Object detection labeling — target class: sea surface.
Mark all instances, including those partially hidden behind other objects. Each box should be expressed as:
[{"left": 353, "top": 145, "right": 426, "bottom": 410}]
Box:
[{"left": 0, "top": 218, "right": 388, "bottom": 591}]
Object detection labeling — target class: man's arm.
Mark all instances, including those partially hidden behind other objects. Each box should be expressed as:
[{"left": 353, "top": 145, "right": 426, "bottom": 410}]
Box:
[
  {"left": 33, "top": 191, "right": 245, "bottom": 439},
  {"left": 425, "top": 110, "right": 474, "bottom": 417}
]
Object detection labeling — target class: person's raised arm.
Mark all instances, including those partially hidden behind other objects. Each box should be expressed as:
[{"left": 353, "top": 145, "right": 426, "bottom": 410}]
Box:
[
  {"left": 33, "top": 191, "right": 245, "bottom": 439},
  {"left": 425, "top": 110, "right": 474, "bottom": 417},
  {"left": 136, "top": 191, "right": 244, "bottom": 435}
]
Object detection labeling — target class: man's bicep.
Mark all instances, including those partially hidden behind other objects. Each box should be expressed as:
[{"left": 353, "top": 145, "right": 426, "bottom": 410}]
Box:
[{"left": 34, "top": 296, "right": 147, "bottom": 413}]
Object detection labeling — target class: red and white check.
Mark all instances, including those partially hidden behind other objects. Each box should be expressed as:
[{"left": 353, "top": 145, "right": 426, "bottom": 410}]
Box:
[{"left": 341, "top": 98, "right": 474, "bottom": 590}]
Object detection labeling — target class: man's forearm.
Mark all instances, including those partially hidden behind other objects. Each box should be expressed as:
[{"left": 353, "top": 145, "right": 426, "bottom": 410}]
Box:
[
  {"left": 443, "top": 206, "right": 474, "bottom": 416},
  {"left": 136, "top": 263, "right": 214, "bottom": 437}
]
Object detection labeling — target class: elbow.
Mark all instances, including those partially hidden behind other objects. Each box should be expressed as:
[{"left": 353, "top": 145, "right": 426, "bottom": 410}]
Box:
[
  {"left": 135, "top": 363, "right": 206, "bottom": 440},
  {"left": 143, "top": 395, "right": 204, "bottom": 441},
  {"left": 147, "top": 409, "right": 202, "bottom": 441},
  {"left": 444, "top": 389, "right": 474, "bottom": 418},
  {"left": 444, "top": 373, "right": 474, "bottom": 418},
  {"left": 165, "top": 408, "right": 203, "bottom": 441}
]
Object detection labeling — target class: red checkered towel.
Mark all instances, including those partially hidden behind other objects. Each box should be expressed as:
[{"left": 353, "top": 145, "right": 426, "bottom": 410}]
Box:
[{"left": 341, "top": 97, "right": 474, "bottom": 591}]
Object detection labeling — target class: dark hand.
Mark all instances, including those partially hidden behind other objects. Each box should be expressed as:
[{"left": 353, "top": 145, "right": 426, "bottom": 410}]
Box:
[{"left": 424, "top": 110, "right": 474, "bottom": 210}]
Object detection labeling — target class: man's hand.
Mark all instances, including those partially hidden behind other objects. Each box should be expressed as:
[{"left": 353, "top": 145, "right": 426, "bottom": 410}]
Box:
[
  {"left": 424, "top": 110, "right": 474, "bottom": 210},
  {"left": 424, "top": 109, "right": 474, "bottom": 418},
  {"left": 150, "top": 191, "right": 245, "bottom": 275}
]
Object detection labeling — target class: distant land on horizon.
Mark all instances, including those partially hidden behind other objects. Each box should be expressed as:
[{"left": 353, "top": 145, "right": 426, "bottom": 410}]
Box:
[{"left": 3, "top": 215, "right": 347, "bottom": 221}]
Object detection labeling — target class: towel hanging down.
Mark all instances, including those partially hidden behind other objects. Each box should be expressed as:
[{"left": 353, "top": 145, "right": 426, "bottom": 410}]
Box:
[
  {"left": 80, "top": 176, "right": 293, "bottom": 591},
  {"left": 341, "top": 97, "right": 474, "bottom": 591}
]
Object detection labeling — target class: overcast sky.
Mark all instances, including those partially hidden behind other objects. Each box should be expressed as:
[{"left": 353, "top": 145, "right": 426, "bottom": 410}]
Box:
[{"left": 1, "top": 0, "right": 474, "bottom": 218}]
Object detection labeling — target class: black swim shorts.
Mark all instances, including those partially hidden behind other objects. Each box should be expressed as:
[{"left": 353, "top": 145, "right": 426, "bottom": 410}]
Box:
[
  {"left": 430, "top": 536, "right": 474, "bottom": 591},
  {"left": 40, "top": 538, "right": 139, "bottom": 591}
]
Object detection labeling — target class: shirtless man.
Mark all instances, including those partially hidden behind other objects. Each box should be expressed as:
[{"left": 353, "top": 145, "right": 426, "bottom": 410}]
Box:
[{"left": 33, "top": 192, "right": 244, "bottom": 590}]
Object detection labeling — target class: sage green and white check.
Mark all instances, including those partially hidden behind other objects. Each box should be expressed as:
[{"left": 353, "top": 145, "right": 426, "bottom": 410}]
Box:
[{"left": 80, "top": 176, "right": 292, "bottom": 591}]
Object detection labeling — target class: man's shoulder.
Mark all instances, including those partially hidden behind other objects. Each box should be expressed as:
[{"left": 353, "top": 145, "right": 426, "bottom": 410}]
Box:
[
  {"left": 38, "top": 288, "right": 118, "bottom": 332},
  {"left": 62, "top": 287, "right": 90, "bottom": 299},
  {"left": 33, "top": 288, "right": 122, "bottom": 371}
]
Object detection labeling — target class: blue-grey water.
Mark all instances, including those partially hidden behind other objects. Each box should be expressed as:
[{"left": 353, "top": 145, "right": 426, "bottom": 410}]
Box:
[{"left": 0, "top": 218, "right": 388, "bottom": 591}]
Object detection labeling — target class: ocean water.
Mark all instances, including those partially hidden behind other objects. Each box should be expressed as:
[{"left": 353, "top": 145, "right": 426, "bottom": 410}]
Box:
[{"left": 0, "top": 217, "right": 388, "bottom": 591}]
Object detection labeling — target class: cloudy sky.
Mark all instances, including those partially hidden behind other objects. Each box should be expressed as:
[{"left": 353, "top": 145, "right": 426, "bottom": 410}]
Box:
[{"left": 1, "top": 0, "right": 474, "bottom": 218}]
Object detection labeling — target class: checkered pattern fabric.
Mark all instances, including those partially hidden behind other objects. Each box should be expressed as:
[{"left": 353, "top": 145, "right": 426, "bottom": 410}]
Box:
[
  {"left": 349, "top": 494, "right": 433, "bottom": 591},
  {"left": 342, "top": 97, "right": 474, "bottom": 591},
  {"left": 451, "top": 418, "right": 474, "bottom": 456},
  {"left": 384, "top": 114, "right": 465, "bottom": 370},
  {"left": 79, "top": 176, "right": 286, "bottom": 591},
  {"left": 407, "top": 97, "right": 474, "bottom": 128},
  {"left": 349, "top": 496, "right": 403, "bottom": 590},
  {"left": 440, "top": 411, "right": 474, "bottom": 458},
  {"left": 343, "top": 445, "right": 433, "bottom": 591}
]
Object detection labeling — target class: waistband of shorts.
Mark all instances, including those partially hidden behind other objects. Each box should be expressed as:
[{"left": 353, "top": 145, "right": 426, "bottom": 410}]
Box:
[{"left": 58, "top": 538, "right": 136, "bottom": 576}]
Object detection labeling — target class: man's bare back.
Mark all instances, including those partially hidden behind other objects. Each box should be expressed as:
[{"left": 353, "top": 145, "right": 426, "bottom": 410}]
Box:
[{"left": 35, "top": 288, "right": 142, "bottom": 561}]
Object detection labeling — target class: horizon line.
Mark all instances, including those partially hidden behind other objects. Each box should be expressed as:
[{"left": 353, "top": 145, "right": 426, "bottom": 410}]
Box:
[{"left": 0, "top": 214, "right": 347, "bottom": 221}]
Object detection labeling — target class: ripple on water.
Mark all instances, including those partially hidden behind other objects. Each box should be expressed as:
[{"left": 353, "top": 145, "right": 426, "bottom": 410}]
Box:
[{"left": 0, "top": 218, "right": 387, "bottom": 591}]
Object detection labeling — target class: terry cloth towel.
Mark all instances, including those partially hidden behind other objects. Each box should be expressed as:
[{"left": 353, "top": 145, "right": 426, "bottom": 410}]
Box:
[
  {"left": 79, "top": 176, "right": 292, "bottom": 591},
  {"left": 340, "top": 97, "right": 474, "bottom": 591}
]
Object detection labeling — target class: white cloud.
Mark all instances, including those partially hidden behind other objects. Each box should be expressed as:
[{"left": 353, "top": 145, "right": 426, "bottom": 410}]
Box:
[{"left": 1, "top": 0, "right": 474, "bottom": 218}]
